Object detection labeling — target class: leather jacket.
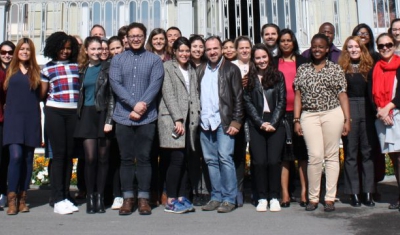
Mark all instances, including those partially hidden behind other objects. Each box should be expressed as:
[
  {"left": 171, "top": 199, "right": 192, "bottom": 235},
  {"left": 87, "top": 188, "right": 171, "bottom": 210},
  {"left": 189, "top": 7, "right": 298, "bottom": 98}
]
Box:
[
  {"left": 77, "top": 61, "right": 114, "bottom": 124},
  {"left": 197, "top": 57, "right": 244, "bottom": 131},
  {"left": 243, "top": 72, "right": 286, "bottom": 129}
]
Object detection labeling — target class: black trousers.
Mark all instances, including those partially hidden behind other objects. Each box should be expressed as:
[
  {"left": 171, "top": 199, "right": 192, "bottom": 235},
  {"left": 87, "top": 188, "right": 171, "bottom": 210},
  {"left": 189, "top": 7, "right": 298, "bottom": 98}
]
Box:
[
  {"left": 249, "top": 124, "right": 285, "bottom": 199},
  {"left": 0, "top": 123, "right": 9, "bottom": 195},
  {"left": 116, "top": 123, "right": 155, "bottom": 199},
  {"left": 45, "top": 107, "right": 77, "bottom": 203},
  {"left": 342, "top": 98, "right": 375, "bottom": 194}
]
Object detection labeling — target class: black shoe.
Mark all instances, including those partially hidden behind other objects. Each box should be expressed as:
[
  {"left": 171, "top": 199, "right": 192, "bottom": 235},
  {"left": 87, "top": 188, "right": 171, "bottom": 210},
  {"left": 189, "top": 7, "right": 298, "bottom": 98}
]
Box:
[
  {"left": 49, "top": 197, "right": 54, "bottom": 208},
  {"left": 350, "top": 194, "right": 361, "bottom": 207},
  {"left": 86, "top": 194, "right": 96, "bottom": 214},
  {"left": 389, "top": 201, "right": 400, "bottom": 209},
  {"left": 299, "top": 201, "right": 307, "bottom": 207},
  {"left": 305, "top": 202, "right": 318, "bottom": 211},
  {"left": 363, "top": 193, "right": 375, "bottom": 207},
  {"left": 193, "top": 195, "right": 202, "bottom": 206},
  {"left": 96, "top": 193, "right": 106, "bottom": 213},
  {"left": 280, "top": 201, "right": 290, "bottom": 208},
  {"left": 324, "top": 201, "right": 335, "bottom": 212}
]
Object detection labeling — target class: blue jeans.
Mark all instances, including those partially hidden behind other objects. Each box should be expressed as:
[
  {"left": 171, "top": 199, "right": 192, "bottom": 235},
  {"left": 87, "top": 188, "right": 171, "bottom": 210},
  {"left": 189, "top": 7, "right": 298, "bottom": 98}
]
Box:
[{"left": 200, "top": 125, "right": 237, "bottom": 204}]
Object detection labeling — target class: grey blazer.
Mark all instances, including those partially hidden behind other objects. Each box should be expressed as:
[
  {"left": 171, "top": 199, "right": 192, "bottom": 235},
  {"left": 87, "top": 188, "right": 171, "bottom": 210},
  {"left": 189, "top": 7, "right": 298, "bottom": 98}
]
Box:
[{"left": 158, "top": 60, "right": 200, "bottom": 150}]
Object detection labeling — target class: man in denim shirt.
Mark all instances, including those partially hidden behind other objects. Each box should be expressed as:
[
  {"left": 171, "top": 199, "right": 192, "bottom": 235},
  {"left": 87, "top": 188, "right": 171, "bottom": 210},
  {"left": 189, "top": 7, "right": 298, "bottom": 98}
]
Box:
[
  {"left": 109, "top": 22, "right": 164, "bottom": 216},
  {"left": 198, "top": 36, "right": 244, "bottom": 213}
]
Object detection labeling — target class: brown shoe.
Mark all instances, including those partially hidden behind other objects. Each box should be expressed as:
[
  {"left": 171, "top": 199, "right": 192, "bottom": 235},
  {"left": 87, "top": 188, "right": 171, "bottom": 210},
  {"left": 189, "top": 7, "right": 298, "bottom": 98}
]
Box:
[
  {"left": 18, "top": 191, "right": 30, "bottom": 213},
  {"left": 138, "top": 198, "right": 152, "bottom": 215},
  {"left": 119, "top": 198, "right": 134, "bottom": 215},
  {"left": 7, "top": 192, "right": 17, "bottom": 215}
]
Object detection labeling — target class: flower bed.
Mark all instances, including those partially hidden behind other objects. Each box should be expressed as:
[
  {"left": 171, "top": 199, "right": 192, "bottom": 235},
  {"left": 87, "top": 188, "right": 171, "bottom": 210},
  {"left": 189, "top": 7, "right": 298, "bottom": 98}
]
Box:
[{"left": 32, "top": 154, "right": 78, "bottom": 186}]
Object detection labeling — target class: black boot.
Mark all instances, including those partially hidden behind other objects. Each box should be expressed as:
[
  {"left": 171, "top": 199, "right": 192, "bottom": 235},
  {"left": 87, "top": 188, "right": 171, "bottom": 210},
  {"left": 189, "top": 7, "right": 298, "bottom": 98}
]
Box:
[
  {"left": 350, "top": 194, "right": 361, "bottom": 207},
  {"left": 86, "top": 194, "right": 96, "bottom": 214},
  {"left": 363, "top": 193, "right": 375, "bottom": 207},
  {"left": 96, "top": 193, "right": 105, "bottom": 213}
]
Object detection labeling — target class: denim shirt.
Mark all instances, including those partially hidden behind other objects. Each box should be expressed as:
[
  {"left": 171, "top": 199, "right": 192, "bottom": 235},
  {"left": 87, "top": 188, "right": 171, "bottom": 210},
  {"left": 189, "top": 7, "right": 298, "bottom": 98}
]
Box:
[
  {"left": 200, "top": 58, "right": 223, "bottom": 131},
  {"left": 109, "top": 48, "right": 164, "bottom": 126}
]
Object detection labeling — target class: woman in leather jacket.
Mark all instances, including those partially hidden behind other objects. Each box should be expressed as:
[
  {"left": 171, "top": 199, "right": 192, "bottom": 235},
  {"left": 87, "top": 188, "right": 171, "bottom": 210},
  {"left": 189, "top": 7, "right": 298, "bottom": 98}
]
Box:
[
  {"left": 74, "top": 36, "right": 114, "bottom": 214},
  {"left": 243, "top": 43, "right": 286, "bottom": 212}
]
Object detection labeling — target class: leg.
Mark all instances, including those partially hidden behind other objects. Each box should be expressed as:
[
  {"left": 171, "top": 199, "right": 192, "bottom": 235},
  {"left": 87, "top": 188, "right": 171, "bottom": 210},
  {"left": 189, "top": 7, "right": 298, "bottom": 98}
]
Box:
[
  {"left": 267, "top": 126, "right": 285, "bottom": 200},
  {"left": 298, "top": 160, "right": 308, "bottom": 203},
  {"left": 7, "top": 144, "right": 23, "bottom": 193},
  {"left": 321, "top": 107, "right": 344, "bottom": 202},
  {"left": 200, "top": 129, "right": 222, "bottom": 203},
  {"left": 281, "top": 161, "right": 291, "bottom": 202},
  {"left": 301, "top": 111, "right": 324, "bottom": 204},
  {"left": 83, "top": 139, "right": 98, "bottom": 195},
  {"left": 233, "top": 128, "right": 246, "bottom": 206}
]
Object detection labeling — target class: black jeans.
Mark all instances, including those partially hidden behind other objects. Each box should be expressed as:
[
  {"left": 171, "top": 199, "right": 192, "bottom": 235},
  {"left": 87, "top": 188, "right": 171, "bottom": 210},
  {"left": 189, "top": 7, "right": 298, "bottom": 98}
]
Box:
[
  {"left": 116, "top": 123, "right": 155, "bottom": 199},
  {"left": 163, "top": 148, "right": 188, "bottom": 198},
  {"left": 342, "top": 98, "right": 375, "bottom": 194},
  {"left": 45, "top": 107, "right": 77, "bottom": 203},
  {"left": 249, "top": 124, "right": 285, "bottom": 199}
]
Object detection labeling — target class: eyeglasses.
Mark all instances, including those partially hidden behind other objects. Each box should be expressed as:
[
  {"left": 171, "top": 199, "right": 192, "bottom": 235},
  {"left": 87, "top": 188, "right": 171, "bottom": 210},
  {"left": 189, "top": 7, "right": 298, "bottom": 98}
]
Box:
[
  {"left": 0, "top": 50, "right": 13, "bottom": 55},
  {"left": 392, "top": 28, "right": 400, "bottom": 32},
  {"left": 127, "top": 35, "right": 144, "bottom": 41},
  {"left": 377, "top": 43, "right": 394, "bottom": 50},
  {"left": 357, "top": 32, "right": 369, "bottom": 36}
]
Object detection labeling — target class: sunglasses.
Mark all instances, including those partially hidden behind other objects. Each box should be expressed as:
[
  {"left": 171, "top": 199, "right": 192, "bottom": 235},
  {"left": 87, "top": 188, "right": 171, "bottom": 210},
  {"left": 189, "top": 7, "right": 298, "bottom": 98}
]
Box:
[
  {"left": 0, "top": 50, "right": 13, "bottom": 55},
  {"left": 377, "top": 43, "right": 394, "bottom": 50}
]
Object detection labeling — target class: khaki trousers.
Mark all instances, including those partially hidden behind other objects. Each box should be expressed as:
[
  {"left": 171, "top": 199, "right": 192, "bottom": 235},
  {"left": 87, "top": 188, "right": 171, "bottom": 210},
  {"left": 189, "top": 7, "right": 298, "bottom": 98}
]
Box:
[{"left": 300, "top": 107, "right": 344, "bottom": 202}]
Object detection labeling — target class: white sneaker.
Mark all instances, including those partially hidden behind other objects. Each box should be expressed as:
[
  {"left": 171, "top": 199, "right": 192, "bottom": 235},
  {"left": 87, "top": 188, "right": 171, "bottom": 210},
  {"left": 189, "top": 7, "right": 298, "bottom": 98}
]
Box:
[
  {"left": 64, "top": 199, "right": 79, "bottom": 212},
  {"left": 269, "top": 198, "right": 281, "bottom": 212},
  {"left": 111, "top": 197, "right": 123, "bottom": 210},
  {"left": 54, "top": 201, "right": 74, "bottom": 215},
  {"left": 0, "top": 194, "right": 6, "bottom": 208},
  {"left": 256, "top": 199, "right": 268, "bottom": 212}
]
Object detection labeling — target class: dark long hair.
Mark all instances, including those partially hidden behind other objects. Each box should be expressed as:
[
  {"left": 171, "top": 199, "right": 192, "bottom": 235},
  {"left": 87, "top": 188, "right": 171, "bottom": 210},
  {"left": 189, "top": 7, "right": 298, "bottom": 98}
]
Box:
[
  {"left": 276, "top": 28, "right": 300, "bottom": 59},
  {"left": 246, "top": 43, "right": 281, "bottom": 91},
  {"left": 352, "top": 23, "right": 376, "bottom": 56}
]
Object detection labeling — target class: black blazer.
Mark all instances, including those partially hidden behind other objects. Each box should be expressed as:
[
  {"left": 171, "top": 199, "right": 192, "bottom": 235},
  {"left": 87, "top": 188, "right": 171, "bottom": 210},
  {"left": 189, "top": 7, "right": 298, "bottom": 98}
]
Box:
[{"left": 243, "top": 72, "right": 286, "bottom": 129}]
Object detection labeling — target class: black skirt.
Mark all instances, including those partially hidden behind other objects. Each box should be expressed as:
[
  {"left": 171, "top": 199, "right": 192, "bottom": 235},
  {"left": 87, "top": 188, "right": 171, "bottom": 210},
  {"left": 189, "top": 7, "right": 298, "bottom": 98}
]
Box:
[
  {"left": 282, "top": 111, "right": 308, "bottom": 161},
  {"left": 74, "top": 105, "right": 110, "bottom": 139}
]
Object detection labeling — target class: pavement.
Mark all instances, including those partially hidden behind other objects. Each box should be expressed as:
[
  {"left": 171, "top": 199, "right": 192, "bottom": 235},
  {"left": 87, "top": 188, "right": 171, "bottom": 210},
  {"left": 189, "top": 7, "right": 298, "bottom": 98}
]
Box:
[{"left": 0, "top": 178, "right": 399, "bottom": 235}]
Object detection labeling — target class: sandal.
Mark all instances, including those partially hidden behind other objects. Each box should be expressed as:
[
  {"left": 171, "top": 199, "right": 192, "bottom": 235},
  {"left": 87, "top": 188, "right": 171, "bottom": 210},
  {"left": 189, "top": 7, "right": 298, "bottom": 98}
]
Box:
[
  {"left": 305, "top": 202, "right": 318, "bottom": 211},
  {"left": 324, "top": 201, "right": 335, "bottom": 212},
  {"left": 388, "top": 202, "right": 400, "bottom": 210}
]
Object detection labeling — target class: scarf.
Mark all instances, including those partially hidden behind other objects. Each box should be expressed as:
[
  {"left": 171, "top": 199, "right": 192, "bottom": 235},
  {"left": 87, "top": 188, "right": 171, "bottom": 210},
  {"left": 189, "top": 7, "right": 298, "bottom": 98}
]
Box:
[{"left": 372, "top": 55, "right": 400, "bottom": 112}]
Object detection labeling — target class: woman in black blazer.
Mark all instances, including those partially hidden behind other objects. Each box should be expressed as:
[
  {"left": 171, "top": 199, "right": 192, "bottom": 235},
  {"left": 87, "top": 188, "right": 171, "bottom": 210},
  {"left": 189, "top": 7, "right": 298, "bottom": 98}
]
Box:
[
  {"left": 244, "top": 43, "right": 286, "bottom": 212},
  {"left": 273, "top": 29, "right": 309, "bottom": 208}
]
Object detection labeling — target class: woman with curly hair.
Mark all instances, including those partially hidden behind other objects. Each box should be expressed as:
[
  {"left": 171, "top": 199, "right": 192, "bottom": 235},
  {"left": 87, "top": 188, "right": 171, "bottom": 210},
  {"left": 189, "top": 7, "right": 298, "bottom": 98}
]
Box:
[
  {"left": 145, "top": 28, "right": 170, "bottom": 62},
  {"left": 243, "top": 43, "right": 286, "bottom": 212},
  {"left": 4, "top": 38, "right": 41, "bottom": 215},
  {"left": 40, "top": 31, "right": 80, "bottom": 215},
  {"left": 338, "top": 36, "right": 375, "bottom": 207}
]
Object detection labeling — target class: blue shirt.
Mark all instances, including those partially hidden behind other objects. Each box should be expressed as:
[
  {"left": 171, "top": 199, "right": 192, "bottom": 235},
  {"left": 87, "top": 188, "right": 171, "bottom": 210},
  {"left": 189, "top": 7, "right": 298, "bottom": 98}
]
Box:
[
  {"left": 200, "top": 58, "right": 223, "bottom": 131},
  {"left": 83, "top": 63, "right": 101, "bottom": 106},
  {"left": 109, "top": 48, "right": 164, "bottom": 126}
]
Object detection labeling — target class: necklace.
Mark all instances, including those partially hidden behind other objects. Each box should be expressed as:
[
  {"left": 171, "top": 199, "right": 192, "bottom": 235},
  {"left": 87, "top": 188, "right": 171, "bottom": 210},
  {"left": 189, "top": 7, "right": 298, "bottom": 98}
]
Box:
[{"left": 351, "top": 63, "right": 359, "bottom": 73}]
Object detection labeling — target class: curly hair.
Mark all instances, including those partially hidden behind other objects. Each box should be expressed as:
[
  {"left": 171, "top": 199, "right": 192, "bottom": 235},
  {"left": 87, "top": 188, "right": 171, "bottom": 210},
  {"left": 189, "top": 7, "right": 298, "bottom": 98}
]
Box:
[
  {"left": 246, "top": 43, "right": 281, "bottom": 91},
  {"left": 43, "top": 31, "right": 79, "bottom": 62},
  {"left": 4, "top": 38, "right": 40, "bottom": 90},
  {"left": 77, "top": 36, "right": 102, "bottom": 70},
  {"left": 338, "top": 36, "right": 373, "bottom": 80}
]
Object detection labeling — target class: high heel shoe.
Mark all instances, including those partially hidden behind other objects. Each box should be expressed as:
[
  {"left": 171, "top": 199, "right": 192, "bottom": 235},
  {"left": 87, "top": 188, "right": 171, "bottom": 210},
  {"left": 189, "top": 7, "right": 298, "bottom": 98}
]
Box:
[
  {"left": 350, "top": 194, "right": 361, "bottom": 207},
  {"left": 363, "top": 193, "right": 375, "bottom": 207},
  {"left": 86, "top": 194, "right": 96, "bottom": 214},
  {"left": 96, "top": 193, "right": 106, "bottom": 213}
]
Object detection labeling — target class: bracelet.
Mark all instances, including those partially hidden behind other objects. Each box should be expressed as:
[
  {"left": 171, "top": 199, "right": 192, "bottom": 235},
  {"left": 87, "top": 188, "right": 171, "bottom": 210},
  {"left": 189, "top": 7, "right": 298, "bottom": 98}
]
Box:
[
  {"left": 344, "top": 118, "right": 352, "bottom": 123},
  {"left": 293, "top": 118, "right": 300, "bottom": 123}
]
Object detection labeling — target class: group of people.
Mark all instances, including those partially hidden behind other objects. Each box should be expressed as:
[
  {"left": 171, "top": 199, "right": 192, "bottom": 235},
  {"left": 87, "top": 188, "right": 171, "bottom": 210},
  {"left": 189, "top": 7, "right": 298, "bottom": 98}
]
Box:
[{"left": 0, "top": 18, "right": 400, "bottom": 216}]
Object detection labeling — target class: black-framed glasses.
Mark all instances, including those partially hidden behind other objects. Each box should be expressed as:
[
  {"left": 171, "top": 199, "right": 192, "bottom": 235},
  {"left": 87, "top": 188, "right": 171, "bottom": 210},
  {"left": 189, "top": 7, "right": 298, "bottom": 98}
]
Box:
[
  {"left": 377, "top": 43, "right": 394, "bottom": 50},
  {"left": 0, "top": 50, "right": 13, "bottom": 55},
  {"left": 127, "top": 35, "right": 144, "bottom": 41}
]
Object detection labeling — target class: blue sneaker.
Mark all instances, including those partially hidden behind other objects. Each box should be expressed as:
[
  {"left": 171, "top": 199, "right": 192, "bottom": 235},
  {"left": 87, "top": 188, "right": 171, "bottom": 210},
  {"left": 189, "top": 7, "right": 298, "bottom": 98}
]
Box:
[
  {"left": 164, "top": 199, "right": 187, "bottom": 214},
  {"left": 180, "top": 197, "right": 195, "bottom": 212}
]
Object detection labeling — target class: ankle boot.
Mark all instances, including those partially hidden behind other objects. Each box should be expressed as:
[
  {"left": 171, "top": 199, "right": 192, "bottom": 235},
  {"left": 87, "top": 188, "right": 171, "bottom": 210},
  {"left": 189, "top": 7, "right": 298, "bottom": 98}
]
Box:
[
  {"left": 350, "top": 194, "right": 361, "bottom": 207},
  {"left": 363, "top": 193, "right": 375, "bottom": 207},
  {"left": 18, "top": 191, "right": 30, "bottom": 212},
  {"left": 96, "top": 193, "right": 105, "bottom": 213},
  {"left": 86, "top": 193, "right": 96, "bottom": 214},
  {"left": 7, "top": 192, "right": 17, "bottom": 215}
]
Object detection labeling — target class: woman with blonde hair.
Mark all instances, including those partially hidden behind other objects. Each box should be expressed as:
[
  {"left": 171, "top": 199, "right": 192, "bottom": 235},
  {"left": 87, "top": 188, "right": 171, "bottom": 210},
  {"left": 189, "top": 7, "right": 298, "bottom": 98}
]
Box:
[
  {"left": 4, "top": 38, "right": 41, "bottom": 215},
  {"left": 338, "top": 36, "right": 375, "bottom": 207}
]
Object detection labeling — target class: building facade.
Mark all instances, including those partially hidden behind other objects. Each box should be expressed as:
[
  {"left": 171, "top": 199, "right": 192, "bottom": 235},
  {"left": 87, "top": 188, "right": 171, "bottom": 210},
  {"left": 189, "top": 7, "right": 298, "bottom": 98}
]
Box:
[{"left": 0, "top": 0, "right": 399, "bottom": 56}]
